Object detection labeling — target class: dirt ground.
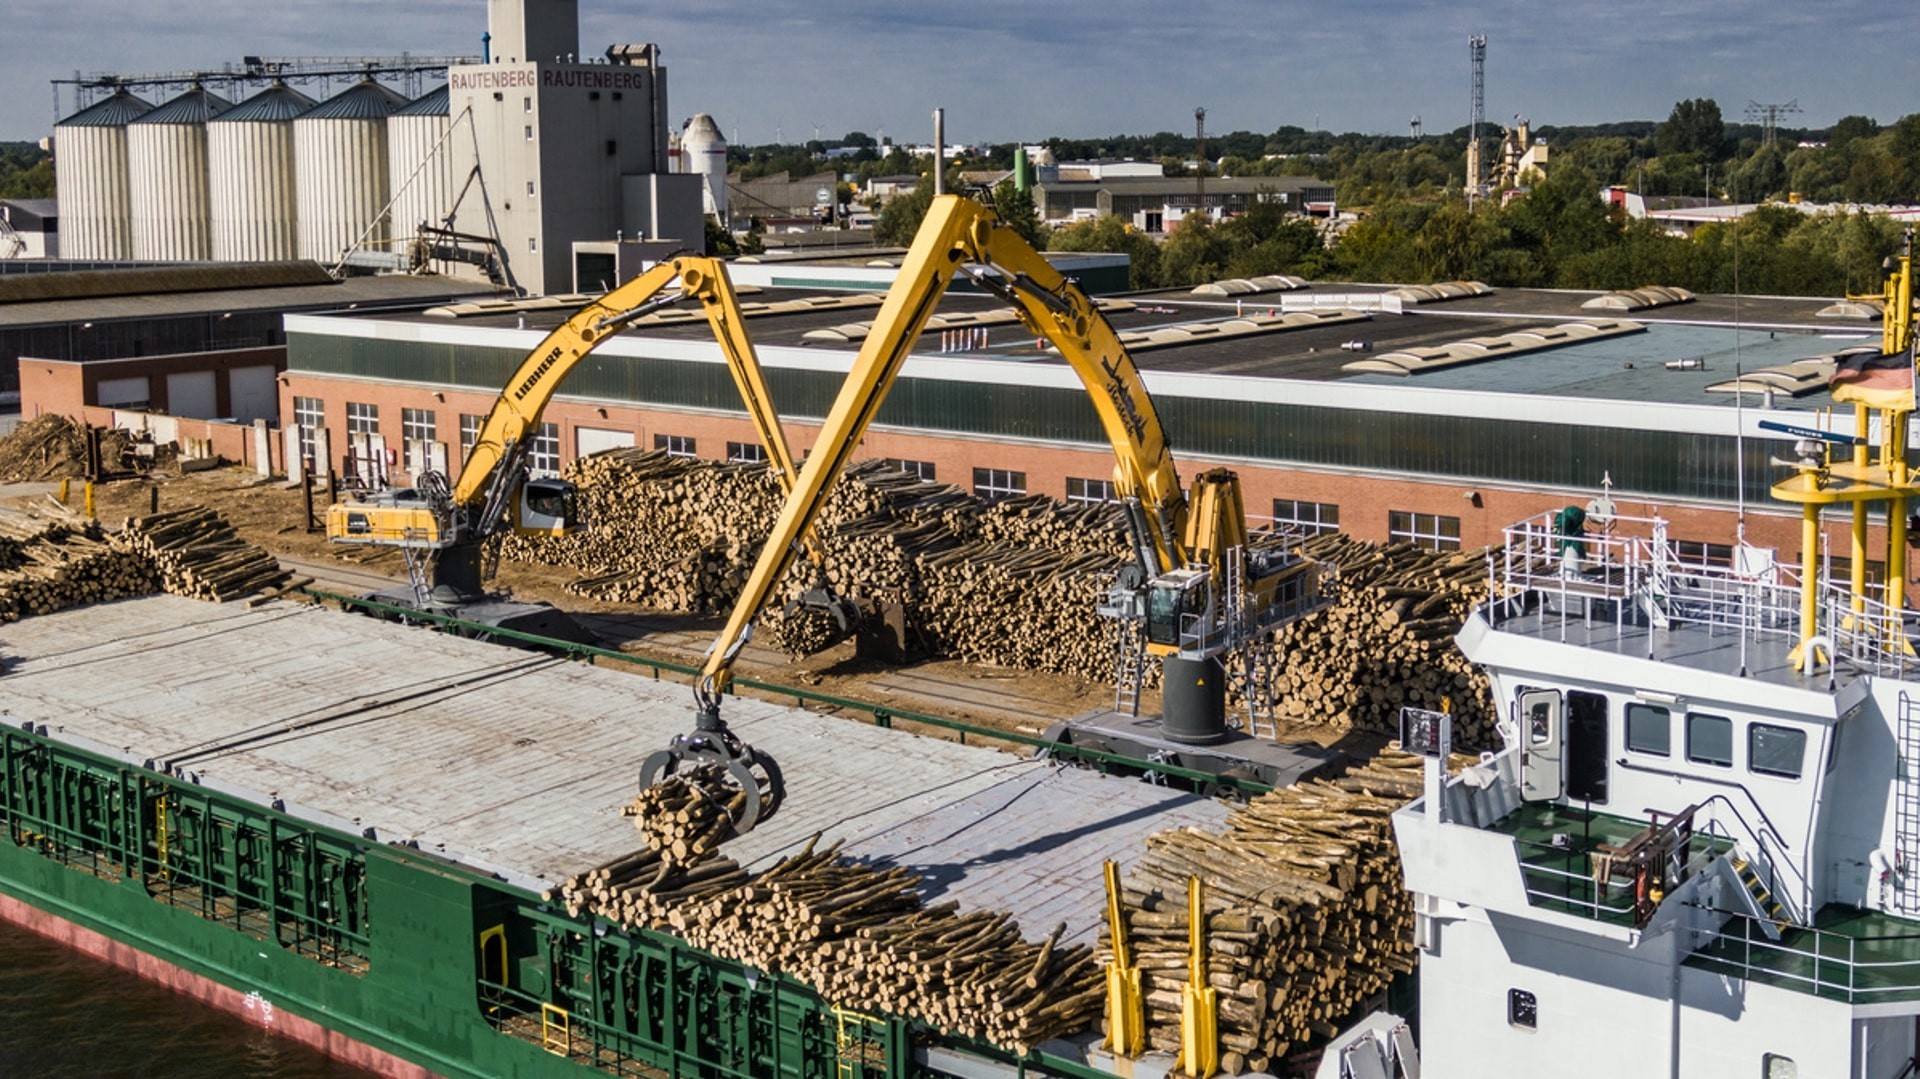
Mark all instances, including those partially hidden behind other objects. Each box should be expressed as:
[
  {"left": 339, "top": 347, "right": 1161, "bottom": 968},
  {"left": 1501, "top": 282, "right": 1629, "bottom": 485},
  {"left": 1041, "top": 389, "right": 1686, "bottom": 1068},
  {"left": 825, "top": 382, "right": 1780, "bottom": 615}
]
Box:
[{"left": 74, "top": 465, "right": 1372, "bottom": 758}]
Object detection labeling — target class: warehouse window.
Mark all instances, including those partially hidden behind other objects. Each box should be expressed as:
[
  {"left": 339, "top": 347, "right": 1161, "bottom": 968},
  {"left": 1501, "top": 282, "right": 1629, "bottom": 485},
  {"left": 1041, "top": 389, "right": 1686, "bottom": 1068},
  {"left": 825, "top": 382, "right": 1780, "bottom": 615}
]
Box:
[
  {"left": 726, "top": 441, "right": 766, "bottom": 463},
  {"left": 528, "top": 423, "right": 561, "bottom": 477},
  {"left": 528, "top": 236, "right": 538, "bottom": 252},
  {"left": 1066, "top": 477, "right": 1116, "bottom": 505},
  {"left": 524, "top": 124, "right": 534, "bottom": 141},
  {"left": 1687, "top": 713, "right": 1734, "bottom": 768},
  {"left": 884, "top": 459, "right": 935, "bottom": 481},
  {"left": 292, "top": 396, "right": 324, "bottom": 469},
  {"left": 1749, "top": 724, "right": 1806, "bottom": 780},
  {"left": 654, "top": 433, "right": 696, "bottom": 459},
  {"left": 1673, "top": 539, "right": 1734, "bottom": 568},
  {"left": 1625, "top": 703, "right": 1670, "bottom": 757},
  {"left": 1272, "top": 498, "right": 1340, "bottom": 535},
  {"left": 523, "top": 96, "right": 532, "bottom": 113},
  {"left": 400, "top": 408, "right": 436, "bottom": 473},
  {"left": 459, "top": 414, "right": 484, "bottom": 455},
  {"left": 527, "top": 181, "right": 536, "bottom": 198},
  {"left": 1389, "top": 510, "right": 1460, "bottom": 551},
  {"left": 345, "top": 402, "right": 379, "bottom": 435},
  {"left": 973, "top": 468, "right": 1026, "bottom": 501}
]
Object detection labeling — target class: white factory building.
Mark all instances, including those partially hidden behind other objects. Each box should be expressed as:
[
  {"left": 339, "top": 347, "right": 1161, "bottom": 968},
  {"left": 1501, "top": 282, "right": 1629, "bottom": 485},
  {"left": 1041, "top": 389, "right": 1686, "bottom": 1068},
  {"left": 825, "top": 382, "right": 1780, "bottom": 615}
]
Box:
[{"left": 46, "top": 0, "right": 713, "bottom": 297}]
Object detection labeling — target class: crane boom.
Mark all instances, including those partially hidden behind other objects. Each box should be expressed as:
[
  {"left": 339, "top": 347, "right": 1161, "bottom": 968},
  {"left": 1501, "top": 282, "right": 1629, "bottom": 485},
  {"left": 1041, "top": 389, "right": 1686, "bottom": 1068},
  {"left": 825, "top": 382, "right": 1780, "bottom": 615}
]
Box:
[{"left": 641, "top": 195, "right": 1326, "bottom": 831}]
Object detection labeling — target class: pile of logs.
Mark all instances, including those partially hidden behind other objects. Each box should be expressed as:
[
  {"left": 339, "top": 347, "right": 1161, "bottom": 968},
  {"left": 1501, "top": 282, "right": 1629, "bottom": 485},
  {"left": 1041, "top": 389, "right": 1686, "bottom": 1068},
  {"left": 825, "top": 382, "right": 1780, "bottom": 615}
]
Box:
[
  {"left": 550, "top": 830, "right": 1103, "bottom": 1055},
  {"left": 116, "top": 506, "right": 293, "bottom": 602},
  {"left": 501, "top": 449, "right": 1500, "bottom": 746},
  {"left": 624, "top": 767, "right": 742, "bottom": 865},
  {"left": 1105, "top": 750, "right": 1429, "bottom": 1074},
  {"left": 1273, "top": 534, "right": 1495, "bottom": 749},
  {"left": 0, "top": 500, "right": 156, "bottom": 621}
]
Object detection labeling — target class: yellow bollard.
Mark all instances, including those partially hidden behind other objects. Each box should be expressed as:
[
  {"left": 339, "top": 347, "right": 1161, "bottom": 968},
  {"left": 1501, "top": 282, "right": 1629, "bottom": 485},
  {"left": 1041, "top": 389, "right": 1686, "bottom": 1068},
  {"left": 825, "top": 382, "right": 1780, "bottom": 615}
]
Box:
[
  {"left": 58, "top": 478, "right": 69, "bottom": 505},
  {"left": 1178, "top": 876, "right": 1219, "bottom": 1079},
  {"left": 84, "top": 481, "right": 95, "bottom": 519},
  {"left": 1102, "top": 860, "right": 1145, "bottom": 1058}
]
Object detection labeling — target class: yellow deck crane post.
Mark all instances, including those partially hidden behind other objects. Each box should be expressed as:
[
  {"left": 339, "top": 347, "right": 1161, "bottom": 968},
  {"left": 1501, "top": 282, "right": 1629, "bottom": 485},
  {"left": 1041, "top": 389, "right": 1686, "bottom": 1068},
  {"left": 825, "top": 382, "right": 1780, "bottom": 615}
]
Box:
[
  {"left": 325, "top": 256, "right": 825, "bottom": 646},
  {"left": 637, "top": 195, "right": 1328, "bottom": 831}
]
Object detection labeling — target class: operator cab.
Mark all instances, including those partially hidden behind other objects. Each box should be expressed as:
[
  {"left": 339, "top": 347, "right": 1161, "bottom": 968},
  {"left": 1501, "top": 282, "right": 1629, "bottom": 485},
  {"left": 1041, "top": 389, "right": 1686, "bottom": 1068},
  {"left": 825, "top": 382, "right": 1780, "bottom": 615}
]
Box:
[
  {"left": 517, "top": 478, "right": 577, "bottom": 536},
  {"left": 1145, "top": 567, "right": 1214, "bottom": 648}
]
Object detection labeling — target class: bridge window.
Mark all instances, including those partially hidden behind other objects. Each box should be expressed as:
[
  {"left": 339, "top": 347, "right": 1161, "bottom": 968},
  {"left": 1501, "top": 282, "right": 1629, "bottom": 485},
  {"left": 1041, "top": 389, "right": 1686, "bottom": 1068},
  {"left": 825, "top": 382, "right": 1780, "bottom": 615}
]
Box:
[
  {"left": 1625, "top": 703, "right": 1670, "bottom": 757},
  {"left": 1686, "top": 712, "right": 1733, "bottom": 768},
  {"left": 1748, "top": 724, "right": 1806, "bottom": 780}
]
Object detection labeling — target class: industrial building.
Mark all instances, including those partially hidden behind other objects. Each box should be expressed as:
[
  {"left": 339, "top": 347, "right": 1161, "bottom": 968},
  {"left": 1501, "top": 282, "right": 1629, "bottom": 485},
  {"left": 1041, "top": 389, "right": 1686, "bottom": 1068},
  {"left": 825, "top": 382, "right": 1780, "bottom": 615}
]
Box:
[
  {"left": 45, "top": 0, "right": 707, "bottom": 295},
  {"left": 271, "top": 264, "right": 1884, "bottom": 566}
]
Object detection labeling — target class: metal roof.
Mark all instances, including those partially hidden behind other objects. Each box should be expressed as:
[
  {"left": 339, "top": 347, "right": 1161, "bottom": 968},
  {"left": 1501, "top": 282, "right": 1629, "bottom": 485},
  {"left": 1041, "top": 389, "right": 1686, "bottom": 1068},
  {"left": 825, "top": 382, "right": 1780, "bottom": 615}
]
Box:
[
  {"left": 0, "top": 272, "right": 500, "bottom": 330},
  {"left": 129, "top": 87, "right": 232, "bottom": 125},
  {"left": 392, "top": 84, "right": 449, "bottom": 117},
  {"left": 214, "top": 82, "right": 317, "bottom": 123},
  {"left": 0, "top": 595, "right": 1225, "bottom": 941},
  {"left": 54, "top": 89, "right": 154, "bottom": 128},
  {"left": 0, "top": 260, "right": 332, "bottom": 304},
  {"left": 297, "top": 79, "right": 410, "bottom": 122}
]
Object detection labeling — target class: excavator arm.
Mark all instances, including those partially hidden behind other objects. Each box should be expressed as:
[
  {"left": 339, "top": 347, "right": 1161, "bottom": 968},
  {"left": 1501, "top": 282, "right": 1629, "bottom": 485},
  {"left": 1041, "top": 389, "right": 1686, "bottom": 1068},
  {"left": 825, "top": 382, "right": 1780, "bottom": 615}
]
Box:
[
  {"left": 641, "top": 195, "right": 1319, "bottom": 830},
  {"left": 327, "top": 256, "right": 810, "bottom": 596}
]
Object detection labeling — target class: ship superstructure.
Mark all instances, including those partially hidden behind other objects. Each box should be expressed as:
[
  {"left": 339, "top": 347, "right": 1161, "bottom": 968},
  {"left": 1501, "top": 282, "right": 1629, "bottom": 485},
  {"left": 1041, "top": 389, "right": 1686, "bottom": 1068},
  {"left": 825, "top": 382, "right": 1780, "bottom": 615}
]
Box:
[{"left": 1395, "top": 240, "right": 1920, "bottom": 1078}]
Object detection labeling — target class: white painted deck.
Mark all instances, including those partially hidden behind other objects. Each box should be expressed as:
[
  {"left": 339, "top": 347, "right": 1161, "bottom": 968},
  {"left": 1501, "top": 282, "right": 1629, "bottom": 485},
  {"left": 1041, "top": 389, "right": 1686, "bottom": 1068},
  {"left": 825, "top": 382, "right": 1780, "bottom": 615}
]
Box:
[{"left": 0, "top": 595, "right": 1224, "bottom": 945}]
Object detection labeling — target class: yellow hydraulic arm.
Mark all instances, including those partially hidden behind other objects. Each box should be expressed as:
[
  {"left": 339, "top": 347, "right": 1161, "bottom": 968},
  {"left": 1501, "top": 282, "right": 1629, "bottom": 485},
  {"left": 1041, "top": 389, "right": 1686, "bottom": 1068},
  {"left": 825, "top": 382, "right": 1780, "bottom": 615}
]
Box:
[
  {"left": 692, "top": 194, "right": 1190, "bottom": 703},
  {"left": 328, "top": 256, "right": 802, "bottom": 549}
]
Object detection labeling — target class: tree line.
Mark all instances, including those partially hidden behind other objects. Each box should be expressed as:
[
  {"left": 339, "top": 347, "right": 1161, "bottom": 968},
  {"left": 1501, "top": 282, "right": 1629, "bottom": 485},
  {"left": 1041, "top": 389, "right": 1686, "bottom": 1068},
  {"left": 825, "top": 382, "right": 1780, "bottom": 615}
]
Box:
[{"left": 0, "top": 143, "right": 53, "bottom": 200}]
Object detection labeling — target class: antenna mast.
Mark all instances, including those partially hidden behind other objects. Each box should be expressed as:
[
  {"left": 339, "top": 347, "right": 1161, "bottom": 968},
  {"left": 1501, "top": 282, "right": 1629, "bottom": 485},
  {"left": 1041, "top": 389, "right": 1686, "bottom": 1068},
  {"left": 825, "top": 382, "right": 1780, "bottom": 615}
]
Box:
[
  {"left": 1467, "top": 34, "right": 1487, "bottom": 208},
  {"left": 1195, "top": 106, "right": 1207, "bottom": 217}
]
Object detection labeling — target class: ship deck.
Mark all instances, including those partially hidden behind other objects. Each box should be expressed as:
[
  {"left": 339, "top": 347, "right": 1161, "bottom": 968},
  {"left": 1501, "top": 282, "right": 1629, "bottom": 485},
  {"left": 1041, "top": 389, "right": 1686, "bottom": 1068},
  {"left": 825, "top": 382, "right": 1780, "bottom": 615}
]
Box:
[
  {"left": 0, "top": 594, "right": 1227, "bottom": 946},
  {"left": 1688, "top": 905, "right": 1920, "bottom": 1004}
]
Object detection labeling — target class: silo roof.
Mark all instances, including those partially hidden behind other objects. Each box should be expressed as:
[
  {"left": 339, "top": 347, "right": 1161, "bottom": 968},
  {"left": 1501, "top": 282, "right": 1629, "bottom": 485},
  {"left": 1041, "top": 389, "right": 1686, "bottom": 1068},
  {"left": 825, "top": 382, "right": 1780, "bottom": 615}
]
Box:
[
  {"left": 56, "top": 90, "right": 155, "bottom": 128},
  {"left": 215, "top": 83, "right": 317, "bottom": 123},
  {"left": 130, "top": 87, "right": 232, "bottom": 125},
  {"left": 392, "top": 85, "right": 449, "bottom": 117},
  {"left": 298, "top": 79, "right": 410, "bottom": 121}
]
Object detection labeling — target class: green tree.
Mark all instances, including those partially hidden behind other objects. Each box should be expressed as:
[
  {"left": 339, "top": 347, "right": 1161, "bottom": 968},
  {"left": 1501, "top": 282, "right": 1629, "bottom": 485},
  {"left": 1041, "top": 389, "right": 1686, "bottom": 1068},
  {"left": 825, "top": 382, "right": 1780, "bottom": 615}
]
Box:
[
  {"left": 1656, "top": 98, "right": 1728, "bottom": 159},
  {"left": 989, "top": 180, "right": 1046, "bottom": 248},
  {"left": 1046, "top": 215, "right": 1163, "bottom": 289},
  {"left": 874, "top": 177, "right": 935, "bottom": 247},
  {"left": 1159, "top": 214, "right": 1232, "bottom": 287}
]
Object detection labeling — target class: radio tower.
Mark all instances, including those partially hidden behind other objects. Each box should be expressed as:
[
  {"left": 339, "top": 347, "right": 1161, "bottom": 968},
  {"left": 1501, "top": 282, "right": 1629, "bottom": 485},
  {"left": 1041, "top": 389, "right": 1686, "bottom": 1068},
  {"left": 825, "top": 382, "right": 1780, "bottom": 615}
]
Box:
[
  {"left": 1467, "top": 34, "right": 1487, "bottom": 208},
  {"left": 1195, "top": 106, "right": 1207, "bottom": 214}
]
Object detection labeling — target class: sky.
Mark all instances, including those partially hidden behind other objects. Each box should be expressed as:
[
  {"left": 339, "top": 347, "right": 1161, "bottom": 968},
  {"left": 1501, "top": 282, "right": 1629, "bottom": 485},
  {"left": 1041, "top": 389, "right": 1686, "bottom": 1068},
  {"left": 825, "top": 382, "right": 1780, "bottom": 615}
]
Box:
[{"left": 2, "top": 0, "right": 1912, "bottom": 146}]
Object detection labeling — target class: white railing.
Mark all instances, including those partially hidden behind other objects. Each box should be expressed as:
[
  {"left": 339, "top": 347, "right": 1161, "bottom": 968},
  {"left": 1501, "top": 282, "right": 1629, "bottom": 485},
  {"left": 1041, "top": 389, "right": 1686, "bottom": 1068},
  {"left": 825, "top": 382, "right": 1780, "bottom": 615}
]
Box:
[{"left": 1487, "top": 509, "right": 1920, "bottom": 672}]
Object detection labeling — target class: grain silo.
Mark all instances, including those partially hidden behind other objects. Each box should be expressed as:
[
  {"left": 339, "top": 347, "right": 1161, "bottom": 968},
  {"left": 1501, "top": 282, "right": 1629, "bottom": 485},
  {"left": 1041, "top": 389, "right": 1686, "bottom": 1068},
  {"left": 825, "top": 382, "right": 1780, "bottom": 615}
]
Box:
[
  {"left": 681, "top": 113, "right": 728, "bottom": 221},
  {"left": 53, "top": 89, "right": 154, "bottom": 259},
  {"left": 293, "top": 79, "right": 409, "bottom": 264},
  {"left": 208, "top": 82, "right": 314, "bottom": 262},
  {"left": 385, "top": 85, "right": 454, "bottom": 256},
  {"left": 127, "top": 87, "right": 231, "bottom": 261}
]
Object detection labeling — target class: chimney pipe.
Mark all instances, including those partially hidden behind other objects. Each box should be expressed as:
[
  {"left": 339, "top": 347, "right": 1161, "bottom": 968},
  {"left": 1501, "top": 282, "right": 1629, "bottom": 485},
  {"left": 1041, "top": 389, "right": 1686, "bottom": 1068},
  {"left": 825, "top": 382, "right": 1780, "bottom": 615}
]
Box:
[{"left": 932, "top": 108, "right": 945, "bottom": 196}]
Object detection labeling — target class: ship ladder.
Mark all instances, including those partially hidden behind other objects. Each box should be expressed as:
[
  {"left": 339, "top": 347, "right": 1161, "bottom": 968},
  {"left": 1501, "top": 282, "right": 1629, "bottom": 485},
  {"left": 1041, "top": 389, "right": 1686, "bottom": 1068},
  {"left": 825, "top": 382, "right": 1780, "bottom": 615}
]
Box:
[
  {"left": 1896, "top": 692, "right": 1920, "bottom": 913},
  {"left": 540, "top": 1003, "right": 572, "bottom": 1057},
  {"left": 1240, "top": 636, "right": 1279, "bottom": 739},
  {"left": 830, "top": 1006, "right": 886, "bottom": 1079},
  {"left": 1114, "top": 620, "right": 1147, "bottom": 717},
  {"left": 1730, "top": 855, "right": 1788, "bottom": 941}
]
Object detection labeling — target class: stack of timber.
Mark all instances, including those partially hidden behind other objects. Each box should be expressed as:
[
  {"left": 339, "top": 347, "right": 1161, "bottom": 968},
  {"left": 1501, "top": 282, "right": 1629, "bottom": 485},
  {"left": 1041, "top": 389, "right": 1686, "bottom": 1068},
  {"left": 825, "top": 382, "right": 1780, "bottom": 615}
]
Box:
[
  {"left": 0, "top": 414, "right": 145, "bottom": 481},
  {"left": 117, "top": 506, "right": 294, "bottom": 602},
  {"left": 550, "top": 828, "right": 1101, "bottom": 1055},
  {"left": 1271, "top": 533, "right": 1496, "bottom": 750},
  {"left": 0, "top": 499, "right": 156, "bottom": 621},
  {"left": 502, "top": 451, "right": 1499, "bottom": 735},
  {"left": 624, "top": 766, "right": 742, "bottom": 864},
  {"left": 1105, "top": 750, "right": 1434, "bottom": 1074}
]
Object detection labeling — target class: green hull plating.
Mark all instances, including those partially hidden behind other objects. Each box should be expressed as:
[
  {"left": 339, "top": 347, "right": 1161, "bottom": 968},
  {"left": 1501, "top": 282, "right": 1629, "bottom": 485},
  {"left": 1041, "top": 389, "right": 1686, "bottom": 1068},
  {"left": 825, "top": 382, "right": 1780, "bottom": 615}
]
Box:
[{"left": 0, "top": 723, "right": 922, "bottom": 1079}]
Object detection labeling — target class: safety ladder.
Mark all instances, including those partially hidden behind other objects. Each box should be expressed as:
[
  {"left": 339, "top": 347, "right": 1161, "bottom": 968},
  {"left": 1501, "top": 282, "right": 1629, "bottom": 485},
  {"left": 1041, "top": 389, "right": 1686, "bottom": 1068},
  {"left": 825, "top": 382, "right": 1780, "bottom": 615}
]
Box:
[
  {"left": 1241, "top": 638, "right": 1279, "bottom": 738},
  {"left": 400, "top": 528, "right": 433, "bottom": 607},
  {"left": 1114, "top": 620, "right": 1147, "bottom": 716},
  {"left": 1224, "top": 547, "right": 1278, "bottom": 737},
  {"left": 1895, "top": 692, "right": 1920, "bottom": 912}
]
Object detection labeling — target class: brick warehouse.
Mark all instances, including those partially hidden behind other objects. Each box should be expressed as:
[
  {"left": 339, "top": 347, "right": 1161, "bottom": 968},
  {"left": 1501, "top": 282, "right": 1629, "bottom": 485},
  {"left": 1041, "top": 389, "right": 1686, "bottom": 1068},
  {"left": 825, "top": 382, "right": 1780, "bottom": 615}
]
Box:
[{"left": 273, "top": 261, "right": 1902, "bottom": 576}]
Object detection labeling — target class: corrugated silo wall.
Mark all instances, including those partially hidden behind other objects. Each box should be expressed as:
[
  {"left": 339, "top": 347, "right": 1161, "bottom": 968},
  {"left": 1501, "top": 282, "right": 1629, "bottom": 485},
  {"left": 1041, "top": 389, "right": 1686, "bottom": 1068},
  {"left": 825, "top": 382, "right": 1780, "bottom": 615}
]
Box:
[
  {"left": 129, "top": 121, "right": 215, "bottom": 260},
  {"left": 210, "top": 120, "right": 299, "bottom": 261},
  {"left": 294, "top": 116, "right": 391, "bottom": 264},
  {"left": 386, "top": 113, "right": 452, "bottom": 255},
  {"left": 54, "top": 124, "right": 134, "bottom": 259}
]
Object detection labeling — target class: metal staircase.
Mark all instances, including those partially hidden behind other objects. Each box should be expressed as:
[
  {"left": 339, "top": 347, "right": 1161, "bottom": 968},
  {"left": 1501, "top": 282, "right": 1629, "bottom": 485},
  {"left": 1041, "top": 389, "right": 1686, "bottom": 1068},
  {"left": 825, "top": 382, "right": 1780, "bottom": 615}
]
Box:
[
  {"left": 1729, "top": 854, "right": 1789, "bottom": 941},
  {"left": 1895, "top": 692, "right": 1920, "bottom": 912},
  {"left": 1114, "top": 621, "right": 1147, "bottom": 716}
]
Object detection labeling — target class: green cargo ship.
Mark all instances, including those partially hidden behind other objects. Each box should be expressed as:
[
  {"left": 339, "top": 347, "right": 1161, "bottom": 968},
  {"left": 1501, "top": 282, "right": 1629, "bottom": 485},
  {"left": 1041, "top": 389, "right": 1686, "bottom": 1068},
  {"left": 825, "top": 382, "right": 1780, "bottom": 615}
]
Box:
[{"left": 0, "top": 593, "right": 1235, "bottom": 1078}]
